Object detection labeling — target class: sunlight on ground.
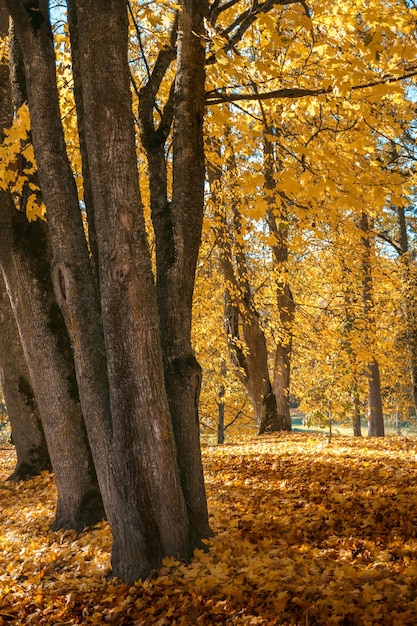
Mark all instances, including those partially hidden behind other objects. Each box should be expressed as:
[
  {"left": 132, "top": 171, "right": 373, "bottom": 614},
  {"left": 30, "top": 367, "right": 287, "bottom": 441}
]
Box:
[{"left": 1, "top": 434, "right": 417, "bottom": 624}]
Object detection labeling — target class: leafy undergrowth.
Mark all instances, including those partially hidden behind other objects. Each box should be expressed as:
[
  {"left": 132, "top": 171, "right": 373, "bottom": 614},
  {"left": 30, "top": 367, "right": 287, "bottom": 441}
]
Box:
[{"left": 2, "top": 435, "right": 417, "bottom": 624}]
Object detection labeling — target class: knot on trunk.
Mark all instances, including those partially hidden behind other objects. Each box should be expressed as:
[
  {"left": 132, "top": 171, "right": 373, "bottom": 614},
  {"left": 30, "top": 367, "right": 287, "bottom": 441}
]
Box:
[
  {"left": 52, "top": 261, "right": 69, "bottom": 305},
  {"left": 111, "top": 259, "right": 132, "bottom": 284}
]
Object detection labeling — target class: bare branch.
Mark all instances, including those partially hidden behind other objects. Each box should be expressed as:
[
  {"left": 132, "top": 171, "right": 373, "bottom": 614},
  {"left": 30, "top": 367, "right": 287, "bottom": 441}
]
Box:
[
  {"left": 207, "top": 0, "right": 311, "bottom": 63},
  {"left": 206, "top": 66, "right": 417, "bottom": 105}
]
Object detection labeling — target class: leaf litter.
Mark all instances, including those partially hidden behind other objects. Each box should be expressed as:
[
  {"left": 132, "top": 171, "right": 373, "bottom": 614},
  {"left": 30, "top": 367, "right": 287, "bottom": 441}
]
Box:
[{"left": 1, "top": 433, "right": 417, "bottom": 624}]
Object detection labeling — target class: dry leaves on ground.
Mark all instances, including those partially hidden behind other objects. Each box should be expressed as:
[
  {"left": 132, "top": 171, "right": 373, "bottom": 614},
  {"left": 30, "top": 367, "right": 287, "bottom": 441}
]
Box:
[{"left": 1, "top": 433, "right": 417, "bottom": 624}]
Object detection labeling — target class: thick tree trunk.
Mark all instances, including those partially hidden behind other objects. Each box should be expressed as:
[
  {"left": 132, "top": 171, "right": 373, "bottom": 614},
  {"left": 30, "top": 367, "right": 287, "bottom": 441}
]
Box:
[
  {"left": 360, "top": 212, "right": 385, "bottom": 437},
  {"left": 242, "top": 314, "right": 281, "bottom": 434},
  {"left": 0, "top": 274, "right": 51, "bottom": 481},
  {"left": 0, "top": 2, "right": 104, "bottom": 527},
  {"left": 5, "top": 0, "right": 207, "bottom": 582},
  {"left": 273, "top": 338, "right": 293, "bottom": 432},
  {"left": 6, "top": 0, "right": 134, "bottom": 575},
  {"left": 68, "top": 0, "right": 193, "bottom": 577},
  {"left": 0, "top": 199, "right": 105, "bottom": 529}
]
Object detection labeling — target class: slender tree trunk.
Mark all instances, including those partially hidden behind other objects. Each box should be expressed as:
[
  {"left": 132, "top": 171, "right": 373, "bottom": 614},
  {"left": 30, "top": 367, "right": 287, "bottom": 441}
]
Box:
[
  {"left": 0, "top": 198, "right": 105, "bottom": 529},
  {"left": 0, "top": 274, "right": 51, "bottom": 481},
  {"left": 151, "top": 0, "right": 212, "bottom": 542},
  {"left": 352, "top": 386, "right": 362, "bottom": 437},
  {"left": 359, "top": 212, "right": 385, "bottom": 437},
  {"left": 262, "top": 123, "right": 295, "bottom": 432},
  {"left": 217, "top": 400, "right": 225, "bottom": 445},
  {"left": 217, "top": 358, "right": 226, "bottom": 444},
  {"left": 367, "top": 359, "right": 384, "bottom": 437},
  {"left": 0, "top": 3, "right": 50, "bottom": 481},
  {"left": 138, "top": 18, "right": 211, "bottom": 542},
  {"left": 66, "top": 2, "right": 98, "bottom": 278}
]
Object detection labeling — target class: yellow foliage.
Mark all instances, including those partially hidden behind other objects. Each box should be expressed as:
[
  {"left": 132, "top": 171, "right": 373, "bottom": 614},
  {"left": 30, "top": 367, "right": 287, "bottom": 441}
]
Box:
[
  {"left": 0, "top": 103, "right": 45, "bottom": 220},
  {"left": 3, "top": 435, "right": 417, "bottom": 623}
]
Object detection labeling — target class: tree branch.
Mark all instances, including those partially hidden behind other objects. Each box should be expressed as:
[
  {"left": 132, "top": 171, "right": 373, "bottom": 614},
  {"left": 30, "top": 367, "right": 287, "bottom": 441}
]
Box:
[{"left": 206, "top": 66, "right": 417, "bottom": 105}]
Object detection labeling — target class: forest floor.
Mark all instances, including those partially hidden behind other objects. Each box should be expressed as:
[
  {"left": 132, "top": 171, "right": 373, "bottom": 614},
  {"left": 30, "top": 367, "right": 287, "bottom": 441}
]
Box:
[{"left": 1, "top": 433, "right": 417, "bottom": 625}]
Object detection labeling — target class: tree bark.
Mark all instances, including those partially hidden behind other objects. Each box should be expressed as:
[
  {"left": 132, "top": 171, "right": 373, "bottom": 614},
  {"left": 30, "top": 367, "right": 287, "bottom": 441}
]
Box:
[
  {"left": 396, "top": 204, "right": 417, "bottom": 416},
  {"left": 138, "top": 0, "right": 211, "bottom": 542},
  {"left": 261, "top": 122, "right": 295, "bottom": 433},
  {"left": 0, "top": 196, "right": 105, "bottom": 529},
  {"left": 0, "top": 274, "right": 51, "bottom": 481},
  {"left": 359, "top": 212, "right": 385, "bottom": 437},
  {"left": 6, "top": 0, "right": 178, "bottom": 582},
  {"left": 5, "top": 0, "right": 210, "bottom": 582},
  {"left": 0, "top": 2, "right": 50, "bottom": 481},
  {"left": 223, "top": 289, "right": 280, "bottom": 432},
  {"left": 68, "top": 0, "right": 194, "bottom": 578},
  {"left": 0, "top": 1, "right": 104, "bottom": 528}
]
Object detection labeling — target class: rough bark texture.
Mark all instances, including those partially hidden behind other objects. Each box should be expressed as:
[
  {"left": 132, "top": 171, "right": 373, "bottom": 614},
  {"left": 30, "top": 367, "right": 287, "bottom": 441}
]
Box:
[
  {"left": 223, "top": 290, "right": 280, "bottom": 433},
  {"left": 0, "top": 2, "right": 50, "bottom": 481},
  {"left": 360, "top": 212, "right": 385, "bottom": 437},
  {"left": 138, "top": 0, "right": 211, "bottom": 542},
  {"left": 0, "top": 2, "right": 104, "bottom": 528},
  {"left": 0, "top": 199, "right": 104, "bottom": 529},
  {"left": 65, "top": 1, "right": 99, "bottom": 279},
  {"left": 5, "top": 0, "right": 211, "bottom": 583},
  {"left": 0, "top": 274, "right": 51, "bottom": 481},
  {"left": 165, "top": 0, "right": 212, "bottom": 542},
  {"left": 68, "top": 0, "right": 194, "bottom": 579}
]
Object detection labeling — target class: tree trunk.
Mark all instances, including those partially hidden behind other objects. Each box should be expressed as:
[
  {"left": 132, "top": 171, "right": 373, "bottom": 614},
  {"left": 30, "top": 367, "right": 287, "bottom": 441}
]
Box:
[
  {"left": 217, "top": 399, "right": 225, "bottom": 445},
  {"left": 7, "top": 0, "right": 189, "bottom": 583},
  {"left": 367, "top": 358, "right": 384, "bottom": 437},
  {"left": 5, "top": 0, "right": 209, "bottom": 582},
  {"left": 223, "top": 290, "right": 281, "bottom": 433},
  {"left": 273, "top": 338, "right": 293, "bottom": 431},
  {"left": 69, "top": 0, "right": 194, "bottom": 577},
  {"left": 396, "top": 204, "right": 417, "bottom": 416},
  {"left": 0, "top": 2, "right": 104, "bottom": 527},
  {"left": 352, "top": 386, "right": 362, "bottom": 437},
  {"left": 139, "top": 0, "right": 212, "bottom": 542},
  {"left": 0, "top": 3, "right": 50, "bottom": 480},
  {"left": 0, "top": 197, "right": 105, "bottom": 528},
  {"left": 262, "top": 123, "right": 295, "bottom": 433},
  {"left": 360, "top": 212, "right": 385, "bottom": 437},
  {"left": 207, "top": 141, "right": 282, "bottom": 434},
  {"left": 0, "top": 274, "right": 51, "bottom": 481}
]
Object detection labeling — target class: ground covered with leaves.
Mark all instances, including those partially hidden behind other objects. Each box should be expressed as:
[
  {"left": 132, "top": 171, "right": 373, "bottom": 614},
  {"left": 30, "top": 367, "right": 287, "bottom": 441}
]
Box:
[{"left": 2, "top": 434, "right": 417, "bottom": 624}]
